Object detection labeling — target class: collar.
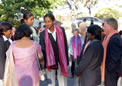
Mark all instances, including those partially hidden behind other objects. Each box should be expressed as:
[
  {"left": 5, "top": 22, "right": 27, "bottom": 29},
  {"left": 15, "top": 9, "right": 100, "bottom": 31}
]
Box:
[
  {"left": 2, "top": 35, "right": 12, "bottom": 43},
  {"left": 48, "top": 27, "right": 56, "bottom": 34},
  {"left": 2, "top": 35, "right": 8, "bottom": 41}
]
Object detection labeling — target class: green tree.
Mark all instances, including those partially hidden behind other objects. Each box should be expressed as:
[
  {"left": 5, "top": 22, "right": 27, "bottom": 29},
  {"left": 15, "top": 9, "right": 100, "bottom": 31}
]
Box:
[
  {"left": 95, "top": 8, "right": 120, "bottom": 19},
  {"left": 0, "top": 0, "right": 64, "bottom": 25}
]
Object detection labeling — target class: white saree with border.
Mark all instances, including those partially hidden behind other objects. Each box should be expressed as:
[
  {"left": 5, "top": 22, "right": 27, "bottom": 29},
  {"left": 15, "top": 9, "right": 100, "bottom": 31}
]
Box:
[{"left": 3, "top": 45, "right": 18, "bottom": 86}]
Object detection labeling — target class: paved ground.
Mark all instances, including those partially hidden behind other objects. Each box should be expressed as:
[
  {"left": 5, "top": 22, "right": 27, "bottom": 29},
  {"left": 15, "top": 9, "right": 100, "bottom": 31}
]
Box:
[{"left": 40, "top": 66, "right": 76, "bottom": 86}]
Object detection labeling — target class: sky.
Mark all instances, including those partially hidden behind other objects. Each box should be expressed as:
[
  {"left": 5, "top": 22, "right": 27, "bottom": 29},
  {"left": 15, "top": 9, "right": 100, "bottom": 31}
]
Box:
[
  {"left": 97, "top": 0, "right": 122, "bottom": 10},
  {"left": 53, "top": 0, "right": 122, "bottom": 16}
]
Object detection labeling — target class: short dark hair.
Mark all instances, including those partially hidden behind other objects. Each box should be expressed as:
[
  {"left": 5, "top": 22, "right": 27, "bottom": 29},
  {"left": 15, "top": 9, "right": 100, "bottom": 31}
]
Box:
[
  {"left": 0, "top": 21, "right": 13, "bottom": 35},
  {"left": 73, "top": 29, "right": 80, "bottom": 33},
  {"left": 87, "top": 24, "right": 102, "bottom": 40},
  {"left": 14, "top": 24, "right": 32, "bottom": 40},
  {"left": 104, "top": 18, "right": 118, "bottom": 30},
  {"left": 21, "top": 11, "right": 33, "bottom": 24},
  {"left": 83, "top": 18, "right": 86, "bottom": 22},
  {"left": 44, "top": 13, "right": 55, "bottom": 21},
  {"left": 119, "top": 30, "right": 122, "bottom": 35}
]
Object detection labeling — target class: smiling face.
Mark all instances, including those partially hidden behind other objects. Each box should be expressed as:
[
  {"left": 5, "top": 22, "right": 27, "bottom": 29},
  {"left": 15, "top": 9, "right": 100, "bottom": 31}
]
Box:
[
  {"left": 3, "top": 29, "right": 12, "bottom": 38},
  {"left": 44, "top": 16, "right": 54, "bottom": 29},
  {"left": 24, "top": 16, "right": 34, "bottom": 26}
]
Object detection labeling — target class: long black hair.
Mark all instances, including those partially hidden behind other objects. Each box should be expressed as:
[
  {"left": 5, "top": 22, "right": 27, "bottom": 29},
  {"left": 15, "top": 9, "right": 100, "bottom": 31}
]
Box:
[
  {"left": 14, "top": 24, "right": 32, "bottom": 40},
  {"left": 21, "top": 11, "right": 33, "bottom": 24}
]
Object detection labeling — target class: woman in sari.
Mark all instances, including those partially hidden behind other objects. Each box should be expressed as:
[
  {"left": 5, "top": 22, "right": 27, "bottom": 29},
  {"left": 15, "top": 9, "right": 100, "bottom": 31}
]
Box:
[{"left": 4, "top": 24, "right": 43, "bottom": 86}]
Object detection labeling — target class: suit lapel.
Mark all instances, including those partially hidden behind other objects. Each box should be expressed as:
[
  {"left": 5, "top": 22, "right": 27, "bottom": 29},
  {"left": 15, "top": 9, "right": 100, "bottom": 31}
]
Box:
[
  {"left": 48, "top": 33, "right": 57, "bottom": 43},
  {"left": 5, "top": 40, "right": 10, "bottom": 49},
  {"left": 0, "top": 36, "right": 10, "bottom": 51},
  {"left": 0, "top": 36, "right": 4, "bottom": 42}
]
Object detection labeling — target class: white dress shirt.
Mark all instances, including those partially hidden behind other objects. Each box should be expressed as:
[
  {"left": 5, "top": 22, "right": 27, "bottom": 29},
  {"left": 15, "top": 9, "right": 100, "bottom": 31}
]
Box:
[
  {"left": 48, "top": 28, "right": 56, "bottom": 41},
  {"left": 2, "top": 35, "right": 12, "bottom": 43}
]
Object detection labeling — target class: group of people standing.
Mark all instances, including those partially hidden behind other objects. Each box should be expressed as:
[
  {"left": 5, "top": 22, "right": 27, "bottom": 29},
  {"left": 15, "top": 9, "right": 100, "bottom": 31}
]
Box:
[
  {"left": 0, "top": 10, "right": 122, "bottom": 86},
  {"left": 0, "top": 11, "right": 43, "bottom": 86}
]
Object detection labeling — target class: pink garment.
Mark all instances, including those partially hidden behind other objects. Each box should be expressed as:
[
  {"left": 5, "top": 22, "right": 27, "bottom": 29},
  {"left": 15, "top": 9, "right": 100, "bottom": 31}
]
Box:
[
  {"left": 72, "top": 35, "right": 82, "bottom": 59},
  {"left": 12, "top": 41, "right": 41, "bottom": 86}
]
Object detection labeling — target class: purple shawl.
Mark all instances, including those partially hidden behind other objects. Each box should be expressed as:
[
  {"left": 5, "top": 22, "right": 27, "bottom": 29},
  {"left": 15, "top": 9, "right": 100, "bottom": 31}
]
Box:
[
  {"left": 72, "top": 35, "right": 81, "bottom": 59},
  {"left": 45, "top": 25, "right": 69, "bottom": 76}
]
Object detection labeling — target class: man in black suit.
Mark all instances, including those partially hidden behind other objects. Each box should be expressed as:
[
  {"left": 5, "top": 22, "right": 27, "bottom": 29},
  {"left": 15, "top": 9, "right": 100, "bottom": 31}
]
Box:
[
  {"left": 0, "top": 22, "right": 13, "bottom": 85},
  {"left": 103, "top": 18, "right": 122, "bottom": 86}
]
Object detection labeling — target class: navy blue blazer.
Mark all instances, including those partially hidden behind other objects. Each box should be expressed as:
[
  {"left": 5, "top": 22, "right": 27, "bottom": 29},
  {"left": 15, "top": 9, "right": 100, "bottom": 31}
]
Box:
[
  {"left": 105, "top": 33, "right": 122, "bottom": 74},
  {"left": 0, "top": 36, "right": 10, "bottom": 79}
]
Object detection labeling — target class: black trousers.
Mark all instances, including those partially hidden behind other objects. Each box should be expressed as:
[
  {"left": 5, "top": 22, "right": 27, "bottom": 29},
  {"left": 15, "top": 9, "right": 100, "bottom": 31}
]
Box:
[
  {"left": 71, "top": 55, "right": 79, "bottom": 77},
  {"left": 105, "top": 70, "right": 120, "bottom": 86}
]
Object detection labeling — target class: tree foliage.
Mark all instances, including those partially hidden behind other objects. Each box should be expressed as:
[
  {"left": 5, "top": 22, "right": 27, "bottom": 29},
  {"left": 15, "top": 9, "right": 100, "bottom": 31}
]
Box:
[
  {"left": 0, "top": 0, "right": 64, "bottom": 23},
  {"left": 95, "top": 8, "right": 120, "bottom": 19}
]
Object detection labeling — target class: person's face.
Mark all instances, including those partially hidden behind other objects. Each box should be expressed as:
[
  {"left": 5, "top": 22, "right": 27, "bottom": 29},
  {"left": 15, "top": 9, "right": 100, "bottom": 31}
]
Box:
[
  {"left": 44, "top": 17, "right": 54, "bottom": 29},
  {"left": 73, "top": 31, "right": 79, "bottom": 36},
  {"left": 3, "top": 29, "right": 12, "bottom": 38},
  {"left": 87, "top": 32, "right": 95, "bottom": 40},
  {"left": 24, "top": 16, "right": 34, "bottom": 26},
  {"left": 103, "top": 22, "right": 111, "bottom": 35}
]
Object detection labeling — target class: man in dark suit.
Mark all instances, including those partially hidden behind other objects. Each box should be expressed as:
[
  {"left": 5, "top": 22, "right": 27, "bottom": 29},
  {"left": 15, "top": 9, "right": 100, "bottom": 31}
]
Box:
[
  {"left": 103, "top": 18, "right": 122, "bottom": 86},
  {"left": 0, "top": 22, "right": 13, "bottom": 85}
]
